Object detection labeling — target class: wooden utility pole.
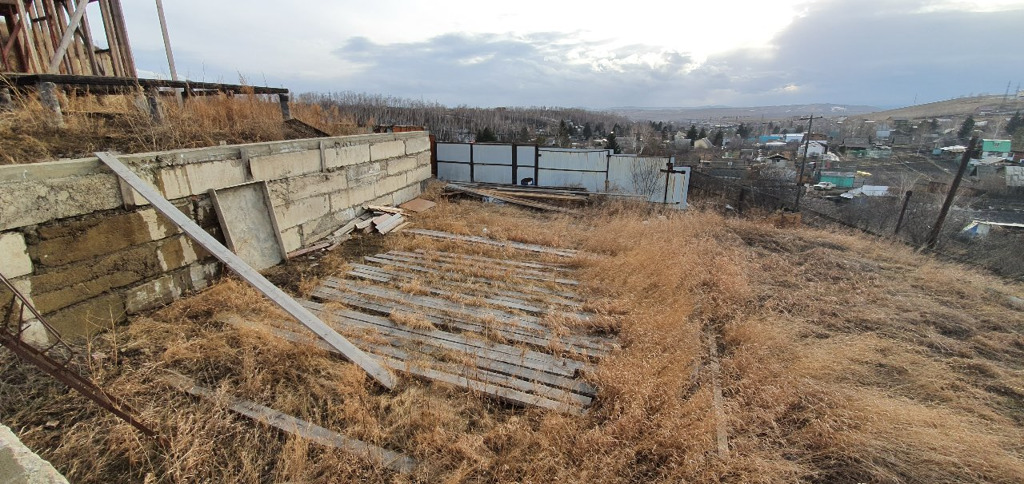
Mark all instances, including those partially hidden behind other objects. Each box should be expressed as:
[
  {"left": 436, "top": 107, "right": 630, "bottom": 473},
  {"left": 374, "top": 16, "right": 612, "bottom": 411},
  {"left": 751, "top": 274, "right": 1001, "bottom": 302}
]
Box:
[
  {"left": 924, "top": 136, "right": 977, "bottom": 250},
  {"left": 894, "top": 190, "right": 913, "bottom": 235},
  {"left": 794, "top": 115, "right": 815, "bottom": 211}
]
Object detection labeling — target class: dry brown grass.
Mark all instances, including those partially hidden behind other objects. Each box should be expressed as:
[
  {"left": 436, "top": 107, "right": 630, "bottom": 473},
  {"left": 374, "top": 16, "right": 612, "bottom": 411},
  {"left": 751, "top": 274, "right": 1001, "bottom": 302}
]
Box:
[
  {"left": 0, "top": 88, "right": 364, "bottom": 164},
  {"left": 3, "top": 191, "right": 1024, "bottom": 482}
]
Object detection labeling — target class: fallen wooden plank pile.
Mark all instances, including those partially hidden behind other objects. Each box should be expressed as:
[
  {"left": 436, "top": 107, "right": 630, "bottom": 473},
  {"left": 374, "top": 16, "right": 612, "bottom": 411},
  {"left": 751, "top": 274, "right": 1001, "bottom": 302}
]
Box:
[
  {"left": 403, "top": 229, "right": 579, "bottom": 258},
  {"left": 300, "top": 246, "right": 614, "bottom": 414},
  {"left": 444, "top": 183, "right": 584, "bottom": 214},
  {"left": 286, "top": 198, "right": 436, "bottom": 258}
]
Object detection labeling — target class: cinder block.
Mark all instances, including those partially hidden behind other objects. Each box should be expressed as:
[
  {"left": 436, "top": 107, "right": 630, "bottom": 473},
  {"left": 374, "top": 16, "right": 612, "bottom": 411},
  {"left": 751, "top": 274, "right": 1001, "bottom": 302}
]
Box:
[
  {"left": 346, "top": 184, "right": 376, "bottom": 207},
  {"left": 46, "top": 293, "right": 125, "bottom": 339},
  {"left": 408, "top": 165, "right": 433, "bottom": 184},
  {"left": 393, "top": 185, "right": 421, "bottom": 206},
  {"left": 0, "top": 232, "right": 32, "bottom": 278},
  {"left": 281, "top": 226, "right": 301, "bottom": 253},
  {"left": 416, "top": 150, "right": 431, "bottom": 167},
  {"left": 124, "top": 271, "right": 188, "bottom": 314},
  {"left": 369, "top": 193, "right": 395, "bottom": 207},
  {"left": 345, "top": 161, "right": 383, "bottom": 184},
  {"left": 374, "top": 174, "right": 408, "bottom": 197},
  {"left": 0, "top": 174, "right": 122, "bottom": 231},
  {"left": 156, "top": 165, "right": 191, "bottom": 200},
  {"left": 184, "top": 159, "right": 248, "bottom": 195},
  {"left": 325, "top": 144, "right": 371, "bottom": 169},
  {"left": 157, "top": 236, "right": 199, "bottom": 271},
  {"left": 405, "top": 136, "right": 431, "bottom": 154},
  {"left": 189, "top": 262, "right": 220, "bottom": 291},
  {"left": 31, "top": 208, "right": 180, "bottom": 267},
  {"left": 274, "top": 195, "right": 330, "bottom": 229},
  {"left": 267, "top": 172, "right": 348, "bottom": 206},
  {"left": 250, "top": 150, "right": 321, "bottom": 181},
  {"left": 370, "top": 140, "right": 406, "bottom": 161},
  {"left": 387, "top": 156, "right": 418, "bottom": 176}
]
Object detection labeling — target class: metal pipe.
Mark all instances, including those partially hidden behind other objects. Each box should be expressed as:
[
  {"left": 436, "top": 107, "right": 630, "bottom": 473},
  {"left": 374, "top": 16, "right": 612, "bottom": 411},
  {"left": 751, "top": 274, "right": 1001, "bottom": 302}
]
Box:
[{"left": 154, "top": 0, "right": 177, "bottom": 80}]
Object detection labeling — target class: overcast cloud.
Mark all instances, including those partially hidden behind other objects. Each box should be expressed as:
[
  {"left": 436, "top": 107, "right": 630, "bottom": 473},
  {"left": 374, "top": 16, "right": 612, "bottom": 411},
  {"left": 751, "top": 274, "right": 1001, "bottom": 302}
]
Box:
[{"left": 123, "top": 0, "right": 1024, "bottom": 108}]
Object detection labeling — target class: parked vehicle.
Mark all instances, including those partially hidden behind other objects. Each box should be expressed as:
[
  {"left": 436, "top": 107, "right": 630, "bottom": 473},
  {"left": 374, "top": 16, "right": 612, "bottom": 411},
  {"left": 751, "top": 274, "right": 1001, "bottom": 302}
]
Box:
[{"left": 812, "top": 182, "right": 836, "bottom": 190}]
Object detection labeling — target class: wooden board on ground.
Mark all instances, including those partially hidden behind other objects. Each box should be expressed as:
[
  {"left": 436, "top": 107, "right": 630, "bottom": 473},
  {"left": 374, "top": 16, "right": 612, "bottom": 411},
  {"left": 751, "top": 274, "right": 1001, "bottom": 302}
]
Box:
[
  {"left": 162, "top": 372, "right": 415, "bottom": 473},
  {"left": 208, "top": 181, "right": 287, "bottom": 271},
  {"left": 398, "top": 198, "right": 436, "bottom": 213},
  {"left": 402, "top": 229, "right": 578, "bottom": 258}
]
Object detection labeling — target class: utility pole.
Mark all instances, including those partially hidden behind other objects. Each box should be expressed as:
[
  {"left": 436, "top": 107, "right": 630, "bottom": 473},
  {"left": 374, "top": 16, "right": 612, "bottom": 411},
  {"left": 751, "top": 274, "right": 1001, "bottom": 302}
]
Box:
[
  {"left": 924, "top": 136, "right": 977, "bottom": 250},
  {"left": 794, "top": 114, "right": 815, "bottom": 211},
  {"left": 894, "top": 190, "right": 913, "bottom": 236}
]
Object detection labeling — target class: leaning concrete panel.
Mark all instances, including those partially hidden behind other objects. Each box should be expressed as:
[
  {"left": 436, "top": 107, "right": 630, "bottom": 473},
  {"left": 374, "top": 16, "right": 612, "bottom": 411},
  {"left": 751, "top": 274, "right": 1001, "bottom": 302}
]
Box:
[{"left": 209, "top": 181, "right": 287, "bottom": 271}]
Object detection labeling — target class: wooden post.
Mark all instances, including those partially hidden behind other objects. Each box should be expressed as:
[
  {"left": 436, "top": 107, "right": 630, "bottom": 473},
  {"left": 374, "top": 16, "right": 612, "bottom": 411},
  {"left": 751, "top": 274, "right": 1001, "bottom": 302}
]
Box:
[
  {"left": 37, "top": 81, "right": 64, "bottom": 127},
  {"left": 278, "top": 92, "right": 291, "bottom": 120},
  {"left": 47, "top": 0, "right": 90, "bottom": 73},
  {"left": 146, "top": 89, "right": 163, "bottom": 123},
  {"left": 154, "top": 0, "right": 177, "bottom": 80},
  {"left": 924, "top": 137, "right": 977, "bottom": 250},
  {"left": 893, "top": 190, "right": 913, "bottom": 236}
]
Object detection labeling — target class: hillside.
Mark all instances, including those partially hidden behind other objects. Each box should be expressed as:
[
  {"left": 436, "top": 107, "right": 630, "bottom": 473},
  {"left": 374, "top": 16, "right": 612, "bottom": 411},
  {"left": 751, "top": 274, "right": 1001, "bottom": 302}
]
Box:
[
  {"left": 610, "top": 103, "right": 881, "bottom": 123},
  {"left": 2, "top": 192, "right": 1023, "bottom": 482},
  {"left": 861, "top": 94, "right": 1024, "bottom": 121}
]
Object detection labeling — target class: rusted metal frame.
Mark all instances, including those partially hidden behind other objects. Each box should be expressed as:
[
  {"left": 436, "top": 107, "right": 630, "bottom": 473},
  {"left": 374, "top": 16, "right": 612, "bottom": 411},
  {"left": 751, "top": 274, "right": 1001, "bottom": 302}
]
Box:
[
  {"left": 95, "top": 0, "right": 119, "bottom": 76},
  {"left": 40, "top": 0, "right": 69, "bottom": 74},
  {"left": 46, "top": 0, "right": 88, "bottom": 73},
  {"left": 14, "top": 0, "right": 41, "bottom": 72},
  {"left": 1, "top": 14, "right": 24, "bottom": 69},
  {"left": 0, "top": 272, "right": 160, "bottom": 439},
  {"left": 26, "top": 0, "right": 54, "bottom": 70}
]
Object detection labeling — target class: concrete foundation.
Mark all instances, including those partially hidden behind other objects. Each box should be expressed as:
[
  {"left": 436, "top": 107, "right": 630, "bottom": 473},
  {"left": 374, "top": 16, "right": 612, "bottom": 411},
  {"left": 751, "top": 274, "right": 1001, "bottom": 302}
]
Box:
[{"left": 0, "top": 132, "right": 432, "bottom": 341}]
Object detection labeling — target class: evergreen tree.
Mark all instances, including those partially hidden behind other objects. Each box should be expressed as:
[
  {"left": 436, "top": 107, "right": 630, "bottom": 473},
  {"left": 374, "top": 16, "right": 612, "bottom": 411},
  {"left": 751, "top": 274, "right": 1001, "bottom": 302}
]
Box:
[
  {"left": 698, "top": 127, "right": 707, "bottom": 139},
  {"left": 605, "top": 132, "right": 621, "bottom": 154},
  {"left": 1006, "top": 111, "right": 1023, "bottom": 136},
  {"left": 476, "top": 126, "right": 497, "bottom": 142},
  {"left": 686, "top": 125, "right": 698, "bottom": 141},
  {"left": 958, "top": 115, "right": 976, "bottom": 140},
  {"left": 517, "top": 126, "right": 530, "bottom": 143},
  {"left": 736, "top": 123, "right": 751, "bottom": 138},
  {"left": 556, "top": 120, "right": 571, "bottom": 147},
  {"left": 582, "top": 122, "right": 593, "bottom": 140},
  {"left": 930, "top": 118, "right": 940, "bottom": 131},
  {"left": 712, "top": 130, "right": 724, "bottom": 147},
  {"left": 781, "top": 128, "right": 789, "bottom": 135}
]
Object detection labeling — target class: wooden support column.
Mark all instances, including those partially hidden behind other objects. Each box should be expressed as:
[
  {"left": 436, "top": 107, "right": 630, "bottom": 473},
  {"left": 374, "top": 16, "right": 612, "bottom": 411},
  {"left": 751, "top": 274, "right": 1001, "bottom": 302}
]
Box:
[
  {"left": 15, "top": 0, "right": 42, "bottom": 72},
  {"left": 278, "top": 92, "right": 291, "bottom": 120},
  {"left": 108, "top": 0, "right": 135, "bottom": 76},
  {"left": 47, "top": 0, "right": 89, "bottom": 73}
]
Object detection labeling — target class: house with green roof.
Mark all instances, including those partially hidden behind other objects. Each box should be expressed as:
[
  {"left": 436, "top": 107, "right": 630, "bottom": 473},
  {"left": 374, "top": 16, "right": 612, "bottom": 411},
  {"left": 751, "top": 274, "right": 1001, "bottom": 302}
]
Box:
[{"left": 981, "top": 139, "right": 1012, "bottom": 158}]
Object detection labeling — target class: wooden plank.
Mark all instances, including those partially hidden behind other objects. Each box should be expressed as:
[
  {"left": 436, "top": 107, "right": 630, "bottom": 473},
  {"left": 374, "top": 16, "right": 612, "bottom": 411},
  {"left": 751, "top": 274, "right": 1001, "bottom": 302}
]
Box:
[
  {"left": 317, "top": 281, "right": 602, "bottom": 362},
  {"left": 224, "top": 316, "right": 594, "bottom": 405},
  {"left": 302, "top": 298, "right": 590, "bottom": 377},
  {"left": 316, "top": 281, "right": 610, "bottom": 355},
  {"left": 376, "top": 214, "right": 405, "bottom": 234},
  {"left": 366, "top": 205, "right": 405, "bottom": 215},
  {"left": 303, "top": 302, "right": 597, "bottom": 398},
  {"left": 46, "top": 0, "right": 88, "bottom": 73},
  {"left": 403, "top": 229, "right": 578, "bottom": 258},
  {"left": 162, "top": 372, "right": 415, "bottom": 473},
  {"left": 95, "top": 152, "right": 397, "bottom": 390},
  {"left": 445, "top": 184, "right": 580, "bottom": 214},
  {"left": 415, "top": 249, "right": 570, "bottom": 271},
  {"left": 349, "top": 263, "right": 582, "bottom": 312},
  {"left": 360, "top": 255, "right": 581, "bottom": 301},
  {"left": 348, "top": 268, "right": 546, "bottom": 314},
  {"left": 287, "top": 242, "right": 331, "bottom": 259},
  {"left": 398, "top": 198, "right": 436, "bottom": 213},
  {"left": 372, "top": 252, "right": 579, "bottom": 287},
  {"left": 390, "top": 250, "right": 577, "bottom": 282}
]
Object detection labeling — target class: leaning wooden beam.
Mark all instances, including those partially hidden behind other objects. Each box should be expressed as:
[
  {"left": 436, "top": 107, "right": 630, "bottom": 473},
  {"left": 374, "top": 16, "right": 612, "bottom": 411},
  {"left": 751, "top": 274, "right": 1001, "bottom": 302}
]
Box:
[
  {"left": 445, "top": 184, "right": 580, "bottom": 214},
  {"left": 403, "top": 229, "right": 578, "bottom": 258},
  {"left": 162, "top": 372, "right": 415, "bottom": 474},
  {"left": 46, "top": 0, "right": 89, "bottom": 73},
  {"left": 94, "top": 152, "right": 397, "bottom": 389}
]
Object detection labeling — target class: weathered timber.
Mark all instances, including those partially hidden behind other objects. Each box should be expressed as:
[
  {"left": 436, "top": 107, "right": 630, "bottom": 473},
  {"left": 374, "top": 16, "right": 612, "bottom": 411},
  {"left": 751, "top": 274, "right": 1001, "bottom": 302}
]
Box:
[{"left": 403, "top": 229, "right": 578, "bottom": 258}]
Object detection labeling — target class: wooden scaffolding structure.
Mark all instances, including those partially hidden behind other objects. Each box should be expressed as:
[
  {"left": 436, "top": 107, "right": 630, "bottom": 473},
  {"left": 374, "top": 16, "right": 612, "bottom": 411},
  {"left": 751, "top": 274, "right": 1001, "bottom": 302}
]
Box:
[{"left": 0, "top": 0, "right": 135, "bottom": 77}]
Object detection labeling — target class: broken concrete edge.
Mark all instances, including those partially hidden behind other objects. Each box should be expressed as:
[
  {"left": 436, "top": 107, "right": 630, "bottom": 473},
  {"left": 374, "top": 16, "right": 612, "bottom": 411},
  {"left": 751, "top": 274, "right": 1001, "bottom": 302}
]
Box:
[
  {"left": 0, "top": 423, "right": 69, "bottom": 484},
  {"left": 0, "top": 131, "right": 429, "bottom": 183}
]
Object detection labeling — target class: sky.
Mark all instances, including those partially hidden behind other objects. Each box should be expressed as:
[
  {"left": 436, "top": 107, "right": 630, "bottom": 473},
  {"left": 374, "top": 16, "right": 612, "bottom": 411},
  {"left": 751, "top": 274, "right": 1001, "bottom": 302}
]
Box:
[{"left": 119, "top": 0, "right": 1024, "bottom": 109}]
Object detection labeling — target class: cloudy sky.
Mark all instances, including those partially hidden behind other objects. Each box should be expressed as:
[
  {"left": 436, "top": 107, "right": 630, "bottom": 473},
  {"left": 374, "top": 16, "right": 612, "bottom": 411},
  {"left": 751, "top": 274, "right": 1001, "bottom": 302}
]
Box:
[{"left": 120, "top": 0, "right": 1024, "bottom": 109}]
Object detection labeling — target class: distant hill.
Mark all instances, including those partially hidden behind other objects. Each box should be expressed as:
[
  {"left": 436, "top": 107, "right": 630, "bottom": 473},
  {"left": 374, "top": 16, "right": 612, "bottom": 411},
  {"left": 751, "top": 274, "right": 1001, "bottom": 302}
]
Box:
[
  {"left": 610, "top": 104, "right": 881, "bottom": 123},
  {"left": 858, "top": 95, "right": 1024, "bottom": 121}
]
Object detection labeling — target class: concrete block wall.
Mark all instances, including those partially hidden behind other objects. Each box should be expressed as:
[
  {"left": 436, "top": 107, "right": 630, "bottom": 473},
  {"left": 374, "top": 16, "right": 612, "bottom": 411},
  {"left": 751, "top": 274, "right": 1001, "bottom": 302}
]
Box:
[{"left": 0, "top": 132, "right": 432, "bottom": 342}]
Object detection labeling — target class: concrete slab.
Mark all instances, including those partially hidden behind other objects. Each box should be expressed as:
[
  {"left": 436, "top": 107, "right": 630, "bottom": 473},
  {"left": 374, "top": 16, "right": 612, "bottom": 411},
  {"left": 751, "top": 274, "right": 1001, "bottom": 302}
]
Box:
[
  {"left": 209, "top": 182, "right": 286, "bottom": 271},
  {"left": 0, "top": 424, "right": 68, "bottom": 484},
  {"left": 0, "top": 232, "right": 32, "bottom": 278}
]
